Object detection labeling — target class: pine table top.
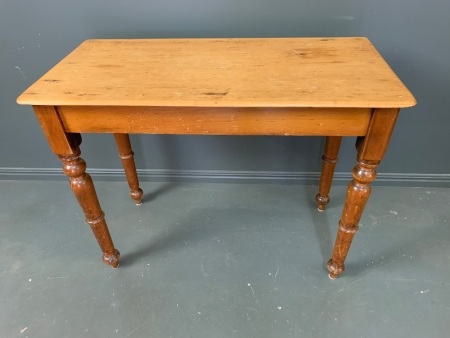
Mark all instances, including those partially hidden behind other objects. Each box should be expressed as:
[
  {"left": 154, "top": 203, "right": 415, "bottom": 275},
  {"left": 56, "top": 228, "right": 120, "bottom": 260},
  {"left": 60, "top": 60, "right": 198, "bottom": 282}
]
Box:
[{"left": 17, "top": 37, "right": 416, "bottom": 108}]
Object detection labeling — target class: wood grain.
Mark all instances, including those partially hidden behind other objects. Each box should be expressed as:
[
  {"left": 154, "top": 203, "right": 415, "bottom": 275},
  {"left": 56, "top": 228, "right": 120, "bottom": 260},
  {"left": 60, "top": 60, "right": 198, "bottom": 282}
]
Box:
[{"left": 18, "top": 38, "right": 416, "bottom": 108}]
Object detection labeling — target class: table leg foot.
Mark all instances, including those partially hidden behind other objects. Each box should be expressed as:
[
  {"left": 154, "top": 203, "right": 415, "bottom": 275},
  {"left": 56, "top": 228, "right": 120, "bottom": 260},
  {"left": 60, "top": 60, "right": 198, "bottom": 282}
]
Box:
[
  {"left": 316, "top": 194, "right": 329, "bottom": 212},
  {"left": 131, "top": 188, "right": 144, "bottom": 206},
  {"left": 327, "top": 259, "right": 344, "bottom": 279},
  {"left": 316, "top": 136, "right": 342, "bottom": 211},
  {"left": 114, "top": 133, "right": 143, "bottom": 205},
  {"left": 103, "top": 249, "right": 121, "bottom": 268}
]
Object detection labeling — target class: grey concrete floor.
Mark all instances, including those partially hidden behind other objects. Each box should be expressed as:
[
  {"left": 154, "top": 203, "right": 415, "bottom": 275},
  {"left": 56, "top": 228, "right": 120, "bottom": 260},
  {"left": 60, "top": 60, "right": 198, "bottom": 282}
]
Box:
[{"left": 0, "top": 180, "right": 449, "bottom": 338}]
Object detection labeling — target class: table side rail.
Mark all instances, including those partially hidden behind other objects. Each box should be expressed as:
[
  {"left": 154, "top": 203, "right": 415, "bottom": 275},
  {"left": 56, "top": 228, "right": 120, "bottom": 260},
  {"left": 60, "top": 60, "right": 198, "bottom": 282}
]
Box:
[{"left": 56, "top": 106, "right": 371, "bottom": 136}]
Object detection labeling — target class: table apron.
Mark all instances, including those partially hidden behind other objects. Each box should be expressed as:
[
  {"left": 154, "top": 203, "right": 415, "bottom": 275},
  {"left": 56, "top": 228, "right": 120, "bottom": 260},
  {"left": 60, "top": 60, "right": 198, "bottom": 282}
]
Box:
[{"left": 56, "top": 106, "right": 372, "bottom": 136}]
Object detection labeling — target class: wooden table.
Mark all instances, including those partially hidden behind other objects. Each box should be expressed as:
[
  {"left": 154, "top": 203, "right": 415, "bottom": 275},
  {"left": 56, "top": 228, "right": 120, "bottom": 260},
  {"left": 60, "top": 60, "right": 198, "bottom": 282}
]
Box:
[{"left": 17, "top": 38, "right": 415, "bottom": 278}]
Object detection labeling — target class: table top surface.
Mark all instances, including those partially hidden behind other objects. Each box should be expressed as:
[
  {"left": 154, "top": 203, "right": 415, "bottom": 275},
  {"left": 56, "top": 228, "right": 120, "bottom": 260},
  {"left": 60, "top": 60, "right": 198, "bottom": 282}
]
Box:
[{"left": 17, "top": 37, "right": 416, "bottom": 108}]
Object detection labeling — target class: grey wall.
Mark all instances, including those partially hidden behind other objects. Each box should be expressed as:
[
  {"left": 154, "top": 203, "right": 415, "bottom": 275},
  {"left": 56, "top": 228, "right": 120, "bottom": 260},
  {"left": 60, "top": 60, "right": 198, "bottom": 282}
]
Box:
[{"left": 1, "top": 0, "right": 449, "bottom": 185}]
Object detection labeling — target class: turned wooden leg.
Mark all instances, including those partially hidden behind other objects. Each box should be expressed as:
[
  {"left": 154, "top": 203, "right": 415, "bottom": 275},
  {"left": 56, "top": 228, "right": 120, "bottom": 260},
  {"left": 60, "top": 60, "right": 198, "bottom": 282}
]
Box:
[
  {"left": 60, "top": 144, "right": 120, "bottom": 267},
  {"left": 33, "top": 106, "right": 120, "bottom": 268},
  {"left": 327, "top": 159, "right": 377, "bottom": 278},
  {"left": 327, "top": 108, "right": 400, "bottom": 279},
  {"left": 316, "top": 136, "right": 342, "bottom": 211},
  {"left": 114, "top": 133, "right": 143, "bottom": 205}
]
